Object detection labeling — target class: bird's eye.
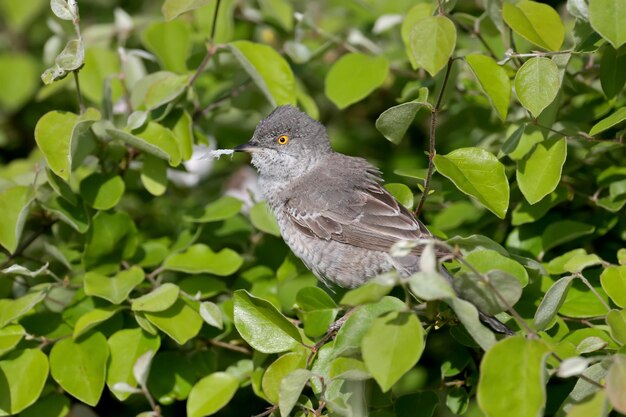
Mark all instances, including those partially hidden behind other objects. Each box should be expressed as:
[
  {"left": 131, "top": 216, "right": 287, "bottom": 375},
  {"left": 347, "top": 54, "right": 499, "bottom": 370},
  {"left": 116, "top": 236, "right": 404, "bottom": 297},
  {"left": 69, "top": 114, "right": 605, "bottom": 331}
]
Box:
[{"left": 277, "top": 135, "right": 289, "bottom": 145}]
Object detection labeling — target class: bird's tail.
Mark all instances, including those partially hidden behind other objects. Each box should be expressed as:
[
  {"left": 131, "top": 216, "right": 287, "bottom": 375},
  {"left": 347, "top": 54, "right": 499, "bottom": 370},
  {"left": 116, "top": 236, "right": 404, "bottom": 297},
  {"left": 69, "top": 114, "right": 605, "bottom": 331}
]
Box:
[{"left": 439, "top": 265, "right": 514, "bottom": 336}]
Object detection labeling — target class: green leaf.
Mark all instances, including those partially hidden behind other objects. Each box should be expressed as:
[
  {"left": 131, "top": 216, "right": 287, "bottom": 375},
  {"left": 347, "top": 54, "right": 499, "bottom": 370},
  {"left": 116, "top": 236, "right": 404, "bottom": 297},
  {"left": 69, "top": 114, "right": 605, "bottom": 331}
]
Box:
[
  {"left": 0, "top": 288, "right": 48, "bottom": 328},
  {"left": 142, "top": 20, "right": 190, "bottom": 73},
  {"left": 228, "top": 41, "right": 296, "bottom": 106},
  {"left": 132, "top": 283, "right": 180, "bottom": 312},
  {"left": 146, "top": 351, "right": 195, "bottom": 403},
  {"left": 187, "top": 372, "right": 239, "bottom": 417},
  {"left": 162, "top": 109, "right": 193, "bottom": 161},
  {"left": 233, "top": 289, "right": 302, "bottom": 354},
  {"left": 43, "top": 195, "right": 90, "bottom": 233},
  {"left": 0, "top": 185, "right": 34, "bottom": 253},
  {"left": 108, "top": 122, "right": 182, "bottom": 166},
  {"left": 162, "top": 0, "right": 212, "bottom": 21},
  {"left": 464, "top": 249, "right": 529, "bottom": 286},
  {"left": 502, "top": 1, "right": 565, "bottom": 51},
  {"left": 514, "top": 57, "right": 560, "bottom": 118},
  {"left": 517, "top": 138, "right": 567, "bottom": 204},
  {"left": 589, "top": 107, "right": 626, "bottom": 136},
  {"left": 34, "top": 109, "right": 100, "bottom": 180},
  {"left": 606, "top": 355, "right": 626, "bottom": 413},
  {"left": 362, "top": 311, "right": 424, "bottom": 392},
  {"left": 395, "top": 392, "right": 439, "bottom": 417},
  {"left": 73, "top": 306, "right": 122, "bottom": 339},
  {"left": 512, "top": 187, "right": 568, "bottom": 226},
  {"left": 144, "top": 298, "right": 203, "bottom": 345},
  {"left": 409, "top": 15, "right": 456, "bottom": 76},
  {"left": 50, "top": 332, "right": 109, "bottom": 406},
  {"left": 534, "top": 275, "right": 575, "bottom": 331},
  {"left": 448, "top": 297, "right": 497, "bottom": 351},
  {"left": 600, "top": 46, "right": 626, "bottom": 99},
  {"left": 401, "top": 4, "right": 435, "bottom": 69},
  {"left": 296, "top": 287, "right": 337, "bottom": 310},
  {"left": 179, "top": 276, "right": 227, "bottom": 299},
  {"left": 199, "top": 301, "right": 223, "bottom": 329},
  {"left": 19, "top": 393, "right": 70, "bottom": 417},
  {"left": 340, "top": 278, "right": 394, "bottom": 307},
  {"left": 454, "top": 271, "right": 522, "bottom": 315},
  {"left": 79, "top": 47, "right": 123, "bottom": 104},
  {"left": 329, "top": 357, "right": 370, "bottom": 380},
  {"left": 560, "top": 279, "right": 610, "bottom": 318},
  {"left": 84, "top": 266, "right": 145, "bottom": 304},
  {"left": 334, "top": 297, "right": 405, "bottom": 357},
  {"left": 184, "top": 196, "right": 243, "bottom": 223},
  {"left": 433, "top": 147, "right": 509, "bottom": 218},
  {"left": 325, "top": 53, "right": 389, "bottom": 109},
  {"left": 83, "top": 211, "right": 138, "bottom": 274},
  {"left": 0, "top": 324, "right": 25, "bottom": 357},
  {"left": 589, "top": 0, "right": 626, "bottom": 48},
  {"left": 601, "top": 266, "right": 626, "bottom": 308},
  {"left": 0, "top": 349, "right": 48, "bottom": 415},
  {"left": 80, "top": 173, "right": 126, "bottom": 210},
  {"left": 262, "top": 352, "right": 306, "bottom": 403},
  {"left": 107, "top": 328, "right": 160, "bottom": 401},
  {"left": 279, "top": 369, "right": 311, "bottom": 417},
  {"left": 249, "top": 201, "right": 281, "bottom": 236},
  {"left": 55, "top": 39, "right": 84, "bottom": 71},
  {"left": 564, "top": 253, "right": 603, "bottom": 272},
  {"left": 384, "top": 184, "right": 414, "bottom": 209},
  {"left": 477, "top": 336, "right": 549, "bottom": 417},
  {"left": 141, "top": 155, "right": 168, "bottom": 196},
  {"left": 375, "top": 97, "right": 430, "bottom": 144},
  {"left": 0, "top": 53, "right": 39, "bottom": 111},
  {"left": 466, "top": 54, "right": 511, "bottom": 121},
  {"left": 542, "top": 220, "right": 595, "bottom": 253},
  {"left": 606, "top": 309, "right": 626, "bottom": 345},
  {"left": 409, "top": 271, "right": 456, "bottom": 301},
  {"left": 130, "top": 71, "right": 190, "bottom": 111},
  {"left": 164, "top": 244, "right": 244, "bottom": 275},
  {"left": 259, "top": 0, "right": 293, "bottom": 31}
]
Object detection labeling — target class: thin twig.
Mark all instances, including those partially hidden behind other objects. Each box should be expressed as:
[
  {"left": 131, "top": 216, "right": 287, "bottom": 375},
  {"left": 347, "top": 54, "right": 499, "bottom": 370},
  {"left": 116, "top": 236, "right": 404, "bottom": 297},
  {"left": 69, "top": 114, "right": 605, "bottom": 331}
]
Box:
[
  {"left": 551, "top": 353, "right": 605, "bottom": 389},
  {"left": 0, "top": 222, "right": 56, "bottom": 269},
  {"left": 575, "top": 272, "right": 611, "bottom": 312},
  {"left": 451, "top": 16, "right": 497, "bottom": 59},
  {"left": 415, "top": 58, "right": 455, "bottom": 217},
  {"left": 253, "top": 405, "right": 278, "bottom": 417},
  {"left": 437, "top": 0, "right": 444, "bottom": 15},
  {"left": 195, "top": 79, "right": 251, "bottom": 120},
  {"left": 208, "top": 339, "right": 252, "bottom": 355},
  {"left": 140, "top": 384, "right": 162, "bottom": 417},
  {"left": 188, "top": 0, "right": 222, "bottom": 88}
]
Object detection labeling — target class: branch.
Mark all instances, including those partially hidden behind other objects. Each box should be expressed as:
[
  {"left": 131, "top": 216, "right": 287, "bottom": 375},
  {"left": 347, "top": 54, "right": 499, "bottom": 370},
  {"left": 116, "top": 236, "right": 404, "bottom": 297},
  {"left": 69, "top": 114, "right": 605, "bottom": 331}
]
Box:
[
  {"left": 415, "top": 58, "right": 455, "bottom": 217},
  {"left": 194, "top": 79, "right": 251, "bottom": 120}
]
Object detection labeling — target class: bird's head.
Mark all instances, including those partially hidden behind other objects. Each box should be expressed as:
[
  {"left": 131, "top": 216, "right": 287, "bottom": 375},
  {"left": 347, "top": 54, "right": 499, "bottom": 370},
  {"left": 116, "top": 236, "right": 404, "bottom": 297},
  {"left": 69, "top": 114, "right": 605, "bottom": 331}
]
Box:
[{"left": 235, "top": 105, "right": 332, "bottom": 179}]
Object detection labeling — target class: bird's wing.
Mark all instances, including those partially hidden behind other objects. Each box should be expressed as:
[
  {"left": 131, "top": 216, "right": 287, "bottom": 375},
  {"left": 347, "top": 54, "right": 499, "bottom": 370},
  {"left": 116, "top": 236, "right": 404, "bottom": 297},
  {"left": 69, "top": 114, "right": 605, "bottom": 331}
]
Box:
[{"left": 282, "top": 161, "right": 431, "bottom": 253}]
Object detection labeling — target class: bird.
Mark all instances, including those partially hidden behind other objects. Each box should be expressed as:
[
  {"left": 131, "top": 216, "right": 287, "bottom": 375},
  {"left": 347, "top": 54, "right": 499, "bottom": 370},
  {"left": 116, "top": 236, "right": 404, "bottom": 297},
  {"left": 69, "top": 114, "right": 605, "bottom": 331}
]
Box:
[{"left": 234, "top": 105, "right": 512, "bottom": 335}]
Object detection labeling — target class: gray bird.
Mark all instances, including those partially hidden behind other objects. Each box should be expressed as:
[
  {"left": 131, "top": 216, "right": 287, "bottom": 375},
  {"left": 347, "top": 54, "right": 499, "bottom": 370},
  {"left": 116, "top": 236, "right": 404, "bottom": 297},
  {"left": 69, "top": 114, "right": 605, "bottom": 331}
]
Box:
[{"left": 235, "top": 105, "right": 511, "bottom": 334}]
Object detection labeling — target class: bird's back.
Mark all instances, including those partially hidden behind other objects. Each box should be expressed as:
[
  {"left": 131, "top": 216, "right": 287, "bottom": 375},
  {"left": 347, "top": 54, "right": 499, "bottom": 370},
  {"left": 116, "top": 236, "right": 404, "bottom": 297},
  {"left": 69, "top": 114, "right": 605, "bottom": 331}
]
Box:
[{"left": 267, "top": 152, "right": 431, "bottom": 287}]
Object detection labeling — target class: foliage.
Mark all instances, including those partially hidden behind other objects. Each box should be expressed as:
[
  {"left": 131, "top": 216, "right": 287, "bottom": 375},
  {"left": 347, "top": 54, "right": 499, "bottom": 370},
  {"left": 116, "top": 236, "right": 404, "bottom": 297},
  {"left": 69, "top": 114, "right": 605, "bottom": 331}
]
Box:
[{"left": 0, "top": 0, "right": 625, "bottom": 416}]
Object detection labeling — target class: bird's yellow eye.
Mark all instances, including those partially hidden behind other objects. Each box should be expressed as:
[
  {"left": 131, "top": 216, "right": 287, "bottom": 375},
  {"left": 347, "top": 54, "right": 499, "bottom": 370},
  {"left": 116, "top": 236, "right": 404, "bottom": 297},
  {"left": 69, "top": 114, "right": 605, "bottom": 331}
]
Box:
[{"left": 277, "top": 135, "right": 289, "bottom": 145}]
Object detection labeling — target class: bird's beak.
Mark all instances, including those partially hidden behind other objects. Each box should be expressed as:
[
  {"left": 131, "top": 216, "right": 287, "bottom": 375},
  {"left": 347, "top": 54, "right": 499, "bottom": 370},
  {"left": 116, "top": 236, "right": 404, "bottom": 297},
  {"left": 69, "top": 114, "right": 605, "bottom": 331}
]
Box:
[{"left": 234, "top": 141, "right": 260, "bottom": 153}]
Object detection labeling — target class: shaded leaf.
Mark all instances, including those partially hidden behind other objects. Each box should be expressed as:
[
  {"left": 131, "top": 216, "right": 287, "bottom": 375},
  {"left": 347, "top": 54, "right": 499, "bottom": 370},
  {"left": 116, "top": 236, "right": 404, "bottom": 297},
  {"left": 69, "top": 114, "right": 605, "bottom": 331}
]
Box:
[
  {"left": 132, "top": 283, "right": 180, "bottom": 312},
  {"left": 534, "top": 275, "right": 575, "bottom": 331},
  {"left": 589, "top": 0, "right": 626, "bottom": 48},
  {"left": 184, "top": 196, "right": 243, "bottom": 223},
  {"left": 0, "top": 186, "right": 34, "bottom": 253},
  {"left": 249, "top": 201, "right": 281, "bottom": 236}
]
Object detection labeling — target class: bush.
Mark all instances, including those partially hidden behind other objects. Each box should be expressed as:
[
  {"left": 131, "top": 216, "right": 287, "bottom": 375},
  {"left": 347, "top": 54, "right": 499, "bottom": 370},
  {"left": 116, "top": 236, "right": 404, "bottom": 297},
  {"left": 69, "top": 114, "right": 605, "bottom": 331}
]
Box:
[{"left": 0, "top": 0, "right": 625, "bottom": 416}]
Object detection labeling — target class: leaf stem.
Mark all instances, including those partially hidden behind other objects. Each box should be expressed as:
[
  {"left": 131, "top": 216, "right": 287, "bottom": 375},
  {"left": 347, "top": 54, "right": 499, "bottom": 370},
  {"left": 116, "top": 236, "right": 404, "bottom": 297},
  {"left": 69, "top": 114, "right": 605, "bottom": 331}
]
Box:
[{"left": 415, "top": 58, "right": 455, "bottom": 217}]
